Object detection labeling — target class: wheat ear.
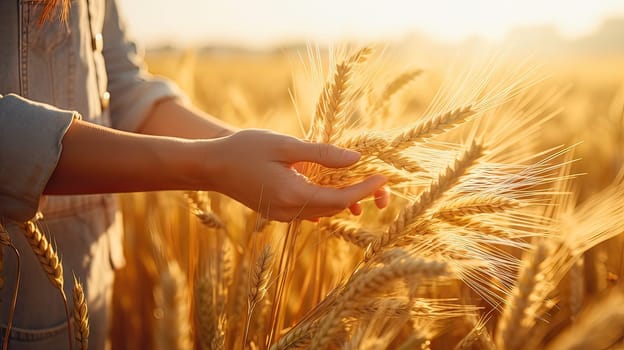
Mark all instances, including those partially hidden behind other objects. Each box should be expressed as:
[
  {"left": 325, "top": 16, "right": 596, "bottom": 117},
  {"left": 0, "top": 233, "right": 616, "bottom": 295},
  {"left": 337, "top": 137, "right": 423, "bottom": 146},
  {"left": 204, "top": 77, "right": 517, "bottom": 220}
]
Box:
[
  {"left": 185, "top": 191, "right": 224, "bottom": 229},
  {"left": 270, "top": 321, "right": 318, "bottom": 350},
  {"left": 195, "top": 276, "right": 216, "bottom": 350},
  {"left": 310, "top": 47, "right": 372, "bottom": 143},
  {"left": 368, "top": 141, "right": 483, "bottom": 258},
  {"left": 496, "top": 242, "right": 549, "bottom": 350},
  {"left": 243, "top": 245, "right": 273, "bottom": 347},
  {"left": 310, "top": 256, "right": 449, "bottom": 350},
  {"left": 375, "top": 69, "right": 423, "bottom": 111},
  {"left": 319, "top": 218, "right": 379, "bottom": 248},
  {"left": 72, "top": 275, "right": 89, "bottom": 350},
  {"left": 22, "top": 220, "right": 73, "bottom": 350},
  {"left": 443, "top": 216, "right": 512, "bottom": 239},
  {"left": 389, "top": 105, "right": 476, "bottom": 151},
  {"left": 22, "top": 220, "right": 64, "bottom": 289},
  {"left": 433, "top": 194, "right": 520, "bottom": 221},
  {"left": 544, "top": 290, "right": 624, "bottom": 350},
  {"left": 376, "top": 152, "right": 423, "bottom": 173},
  {"left": 315, "top": 162, "right": 413, "bottom": 188},
  {"left": 337, "top": 134, "right": 388, "bottom": 154}
]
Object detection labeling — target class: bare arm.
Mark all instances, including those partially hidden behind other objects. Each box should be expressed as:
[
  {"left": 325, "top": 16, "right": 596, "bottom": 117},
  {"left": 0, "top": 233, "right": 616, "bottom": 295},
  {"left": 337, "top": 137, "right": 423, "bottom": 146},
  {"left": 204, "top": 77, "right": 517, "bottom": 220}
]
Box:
[
  {"left": 45, "top": 121, "right": 386, "bottom": 221},
  {"left": 138, "top": 97, "right": 236, "bottom": 139},
  {"left": 44, "top": 119, "right": 201, "bottom": 194}
]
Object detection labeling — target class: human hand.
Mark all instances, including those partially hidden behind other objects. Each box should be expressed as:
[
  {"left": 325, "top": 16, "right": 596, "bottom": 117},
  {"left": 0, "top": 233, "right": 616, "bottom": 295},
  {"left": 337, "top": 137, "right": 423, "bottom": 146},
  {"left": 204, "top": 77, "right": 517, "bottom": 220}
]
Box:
[{"left": 202, "top": 129, "right": 388, "bottom": 222}]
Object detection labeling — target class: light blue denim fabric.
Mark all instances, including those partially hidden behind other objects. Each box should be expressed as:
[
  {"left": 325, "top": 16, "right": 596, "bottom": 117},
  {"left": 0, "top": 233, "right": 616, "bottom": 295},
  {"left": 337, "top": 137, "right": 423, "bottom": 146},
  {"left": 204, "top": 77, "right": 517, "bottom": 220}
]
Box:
[{"left": 0, "top": 0, "right": 183, "bottom": 348}]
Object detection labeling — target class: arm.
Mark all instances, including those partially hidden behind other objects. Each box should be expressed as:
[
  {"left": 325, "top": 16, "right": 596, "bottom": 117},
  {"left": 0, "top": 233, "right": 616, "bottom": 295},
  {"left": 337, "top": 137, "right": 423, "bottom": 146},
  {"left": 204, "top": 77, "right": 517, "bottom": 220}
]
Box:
[
  {"left": 137, "top": 97, "right": 236, "bottom": 139},
  {"left": 45, "top": 121, "right": 386, "bottom": 221}
]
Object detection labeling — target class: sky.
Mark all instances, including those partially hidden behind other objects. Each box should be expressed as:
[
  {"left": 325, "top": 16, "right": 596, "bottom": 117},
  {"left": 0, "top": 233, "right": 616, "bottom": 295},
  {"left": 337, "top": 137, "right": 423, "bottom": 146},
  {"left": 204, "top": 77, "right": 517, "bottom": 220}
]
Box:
[{"left": 117, "top": 0, "right": 624, "bottom": 48}]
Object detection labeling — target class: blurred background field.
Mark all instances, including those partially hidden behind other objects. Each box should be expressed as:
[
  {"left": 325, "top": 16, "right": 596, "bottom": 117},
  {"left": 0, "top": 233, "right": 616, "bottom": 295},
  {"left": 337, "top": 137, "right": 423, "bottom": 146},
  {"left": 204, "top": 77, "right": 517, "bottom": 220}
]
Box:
[
  {"left": 109, "top": 5, "right": 624, "bottom": 349},
  {"left": 144, "top": 41, "right": 624, "bottom": 199}
]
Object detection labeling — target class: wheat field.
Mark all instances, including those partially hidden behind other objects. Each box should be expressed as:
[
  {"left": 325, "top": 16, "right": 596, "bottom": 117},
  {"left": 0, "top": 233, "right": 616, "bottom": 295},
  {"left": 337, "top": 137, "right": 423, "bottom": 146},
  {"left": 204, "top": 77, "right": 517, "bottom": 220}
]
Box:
[
  {"left": 3, "top": 43, "right": 621, "bottom": 350},
  {"left": 104, "top": 46, "right": 624, "bottom": 350},
  {"left": 102, "top": 46, "right": 624, "bottom": 349}
]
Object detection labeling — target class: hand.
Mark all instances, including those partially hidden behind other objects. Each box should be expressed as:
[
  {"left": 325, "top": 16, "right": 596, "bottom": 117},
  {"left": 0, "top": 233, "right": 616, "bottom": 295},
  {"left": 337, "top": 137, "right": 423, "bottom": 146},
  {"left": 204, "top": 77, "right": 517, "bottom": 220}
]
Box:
[{"left": 203, "top": 129, "right": 388, "bottom": 222}]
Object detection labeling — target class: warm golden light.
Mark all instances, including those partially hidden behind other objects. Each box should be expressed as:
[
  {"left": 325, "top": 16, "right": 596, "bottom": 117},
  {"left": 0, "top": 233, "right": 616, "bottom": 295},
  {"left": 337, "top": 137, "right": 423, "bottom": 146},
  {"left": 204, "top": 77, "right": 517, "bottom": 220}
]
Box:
[{"left": 119, "top": 0, "right": 624, "bottom": 47}]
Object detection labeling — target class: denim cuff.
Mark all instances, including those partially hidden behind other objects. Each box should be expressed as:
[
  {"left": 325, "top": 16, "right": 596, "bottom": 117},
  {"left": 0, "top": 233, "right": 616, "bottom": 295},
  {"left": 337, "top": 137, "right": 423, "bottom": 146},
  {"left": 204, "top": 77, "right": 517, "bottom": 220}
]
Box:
[{"left": 0, "top": 94, "right": 79, "bottom": 222}]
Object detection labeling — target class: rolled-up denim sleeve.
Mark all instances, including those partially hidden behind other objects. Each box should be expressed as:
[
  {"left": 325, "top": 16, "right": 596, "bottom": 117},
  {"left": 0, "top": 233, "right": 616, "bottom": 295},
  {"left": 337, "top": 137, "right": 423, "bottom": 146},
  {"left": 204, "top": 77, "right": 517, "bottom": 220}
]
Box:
[
  {"left": 102, "top": 0, "right": 186, "bottom": 132},
  {"left": 0, "top": 94, "right": 79, "bottom": 221}
]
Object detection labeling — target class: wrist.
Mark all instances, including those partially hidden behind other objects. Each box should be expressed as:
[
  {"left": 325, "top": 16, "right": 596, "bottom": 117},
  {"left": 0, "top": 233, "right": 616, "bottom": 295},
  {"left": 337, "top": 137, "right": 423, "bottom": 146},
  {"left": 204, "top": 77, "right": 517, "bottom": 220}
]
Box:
[{"left": 175, "top": 138, "right": 224, "bottom": 191}]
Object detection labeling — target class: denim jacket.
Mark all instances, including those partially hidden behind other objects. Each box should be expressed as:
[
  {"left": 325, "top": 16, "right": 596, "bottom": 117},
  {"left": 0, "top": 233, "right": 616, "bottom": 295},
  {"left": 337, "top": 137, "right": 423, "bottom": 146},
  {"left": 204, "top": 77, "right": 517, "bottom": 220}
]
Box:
[{"left": 0, "top": 0, "right": 182, "bottom": 345}]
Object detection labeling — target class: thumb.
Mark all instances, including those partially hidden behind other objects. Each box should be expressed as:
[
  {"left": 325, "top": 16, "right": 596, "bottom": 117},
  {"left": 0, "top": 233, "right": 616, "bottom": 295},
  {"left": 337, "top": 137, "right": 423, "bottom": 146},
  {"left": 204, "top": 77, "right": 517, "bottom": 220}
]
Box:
[{"left": 285, "top": 141, "right": 361, "bottom": 168}]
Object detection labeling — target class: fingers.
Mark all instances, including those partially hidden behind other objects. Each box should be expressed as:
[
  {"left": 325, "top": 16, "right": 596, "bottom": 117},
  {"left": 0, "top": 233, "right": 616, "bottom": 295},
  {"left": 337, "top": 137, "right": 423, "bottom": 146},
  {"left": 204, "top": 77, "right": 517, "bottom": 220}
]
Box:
[
  {"left": 302, "top": 174, "right": 387, "bottom": 212},
  {"left": 349, "top": 202, "right": 363, "bottom": 215},
  {"left": 267, "top": 176, "right": 387, "bottom": 221},
  {"left": 284, "top": 140, "right": 361, "bottom": 168},
  {"left": 374, "top": 187, "right": 390, "bottom": 209}
]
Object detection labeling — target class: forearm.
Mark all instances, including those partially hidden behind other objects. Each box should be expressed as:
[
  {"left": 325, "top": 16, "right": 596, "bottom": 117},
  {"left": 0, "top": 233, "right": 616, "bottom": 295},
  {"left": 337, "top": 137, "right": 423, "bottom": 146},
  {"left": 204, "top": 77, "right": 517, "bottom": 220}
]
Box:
[
  {"left": 137, "top": 97, "right": 237, "bottom": 139},
  {"left": 44, "top": 118, "right": 212, "bottom": 194}
]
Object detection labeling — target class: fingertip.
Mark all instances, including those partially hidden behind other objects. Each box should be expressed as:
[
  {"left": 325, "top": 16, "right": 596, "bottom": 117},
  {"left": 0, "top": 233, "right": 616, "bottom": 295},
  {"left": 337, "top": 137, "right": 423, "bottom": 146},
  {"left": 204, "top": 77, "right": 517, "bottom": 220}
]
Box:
[
  {"left": 325, "top": 145, "right": 361, "bottom": 167},
  {"left": 349, "top": 202, "right": 363, "bottom": 215},
  {"left": 341, "top": 148, "right": 361, "bottom": 164},
  {"left": 374, "top": 187, "right": 390, "bottom": 209}
]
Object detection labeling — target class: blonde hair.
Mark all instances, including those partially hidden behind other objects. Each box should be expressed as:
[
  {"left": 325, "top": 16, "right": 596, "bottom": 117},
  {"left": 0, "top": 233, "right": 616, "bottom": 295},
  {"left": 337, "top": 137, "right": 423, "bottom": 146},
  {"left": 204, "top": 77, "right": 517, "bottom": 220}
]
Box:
[{"left": 39, "top": 0, "right": 71, "bottom": 25}]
